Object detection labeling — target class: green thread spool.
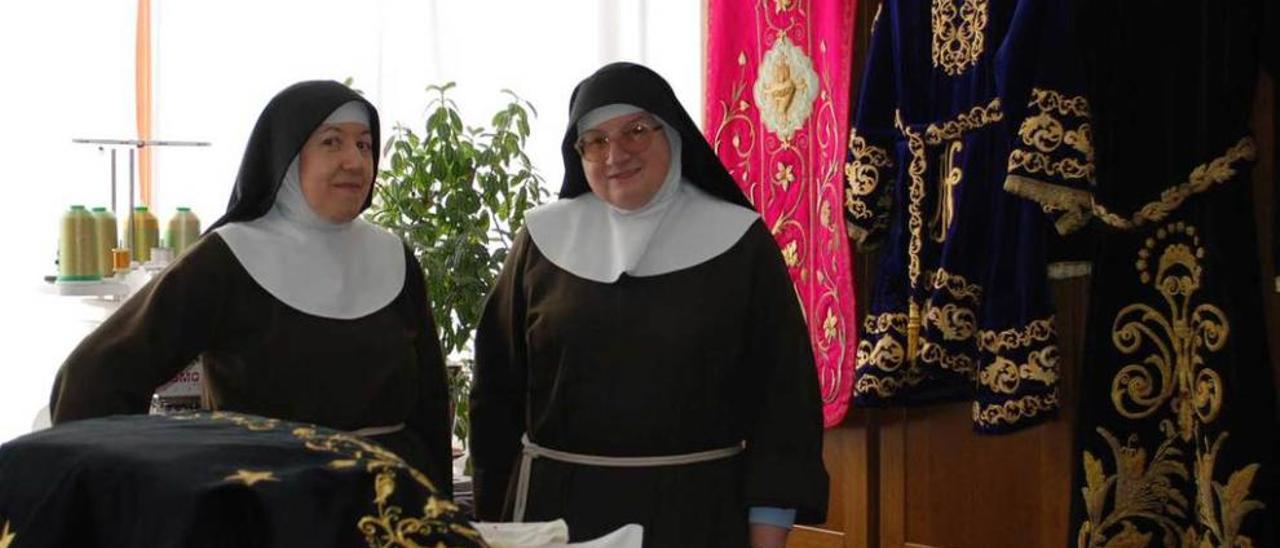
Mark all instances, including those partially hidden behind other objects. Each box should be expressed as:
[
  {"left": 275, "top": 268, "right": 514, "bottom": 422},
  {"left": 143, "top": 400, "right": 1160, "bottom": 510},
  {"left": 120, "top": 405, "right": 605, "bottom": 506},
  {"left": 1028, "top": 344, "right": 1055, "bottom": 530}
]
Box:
[
  {"left": 91, "top": 207, "right": 118, "bottom": 278},
  {"left": 166, "top": 207, "right": 201, "bottom": 255},
  {"left": 127, "top": 206, "right": 160, "bottom": 262},
  {"left": 58, "top": 205, "right": 100, "bottom": 282}
]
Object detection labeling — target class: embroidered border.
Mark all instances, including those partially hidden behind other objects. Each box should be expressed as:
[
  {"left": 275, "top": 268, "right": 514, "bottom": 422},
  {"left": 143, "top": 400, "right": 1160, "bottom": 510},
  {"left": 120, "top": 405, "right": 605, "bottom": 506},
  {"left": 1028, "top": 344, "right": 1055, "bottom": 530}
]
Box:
[
  {"left": 1093, "top": 137, "right": 1256, "bottom": 230},
  {"left": 973, "top": 392, "right": 1059, "bottom": 429}
]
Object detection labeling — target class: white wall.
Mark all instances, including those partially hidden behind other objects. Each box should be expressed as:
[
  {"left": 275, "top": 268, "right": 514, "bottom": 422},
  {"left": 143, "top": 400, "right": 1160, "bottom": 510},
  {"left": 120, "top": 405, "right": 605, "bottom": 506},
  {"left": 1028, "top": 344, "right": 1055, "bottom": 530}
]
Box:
[{"left": 0, "top": 0, "right": 702, "bottom": 444}]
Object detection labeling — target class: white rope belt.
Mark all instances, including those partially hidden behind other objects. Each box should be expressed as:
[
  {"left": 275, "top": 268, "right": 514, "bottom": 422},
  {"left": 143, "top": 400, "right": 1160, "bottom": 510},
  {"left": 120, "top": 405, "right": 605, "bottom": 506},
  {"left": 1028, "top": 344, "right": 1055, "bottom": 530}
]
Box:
[
  {"left": 350, "top": 423, "right": 406, "bottom": 438},
  {"left": 512, "top": 434, "right": 745, "bottom": 522}
]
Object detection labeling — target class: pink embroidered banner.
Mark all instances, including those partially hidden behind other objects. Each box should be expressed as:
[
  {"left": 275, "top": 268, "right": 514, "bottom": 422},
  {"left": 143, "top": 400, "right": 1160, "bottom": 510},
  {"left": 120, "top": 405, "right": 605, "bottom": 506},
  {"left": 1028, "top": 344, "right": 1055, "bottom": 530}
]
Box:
[{"left": 705, "top": 0, "right": 857, "bottom": 427}]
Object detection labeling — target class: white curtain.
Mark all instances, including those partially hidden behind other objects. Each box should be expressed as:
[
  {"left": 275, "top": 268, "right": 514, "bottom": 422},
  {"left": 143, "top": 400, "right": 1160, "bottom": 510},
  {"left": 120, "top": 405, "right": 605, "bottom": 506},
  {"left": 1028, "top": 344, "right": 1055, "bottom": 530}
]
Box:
[{"left": 0, "top": 0, "right": 701, "bottom": 443}]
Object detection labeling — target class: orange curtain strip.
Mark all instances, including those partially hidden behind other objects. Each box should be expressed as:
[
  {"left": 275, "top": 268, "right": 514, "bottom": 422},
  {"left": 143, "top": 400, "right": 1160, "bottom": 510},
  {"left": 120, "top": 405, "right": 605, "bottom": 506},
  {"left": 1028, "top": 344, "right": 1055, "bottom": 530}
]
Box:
[{"left": 135, "top": 0, "right": 152, "bottom": 205}]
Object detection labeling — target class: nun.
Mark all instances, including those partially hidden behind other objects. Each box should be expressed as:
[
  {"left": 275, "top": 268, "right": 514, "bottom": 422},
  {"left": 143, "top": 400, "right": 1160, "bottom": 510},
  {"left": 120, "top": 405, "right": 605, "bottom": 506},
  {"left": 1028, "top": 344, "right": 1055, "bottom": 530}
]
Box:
[
  {"left": 49, "top": 80, "right": 453, "bottom": 494},
  {"left": 470, "top": 63, "right": 829, "bottom": 546}
]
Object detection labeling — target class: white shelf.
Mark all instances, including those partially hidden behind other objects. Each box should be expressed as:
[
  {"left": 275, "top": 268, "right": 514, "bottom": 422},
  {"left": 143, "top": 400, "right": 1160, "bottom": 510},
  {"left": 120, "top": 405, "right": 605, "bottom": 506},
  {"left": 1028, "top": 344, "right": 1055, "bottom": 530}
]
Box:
[{"left": 43, "top": 279, "right": 130, "bottom": 297}]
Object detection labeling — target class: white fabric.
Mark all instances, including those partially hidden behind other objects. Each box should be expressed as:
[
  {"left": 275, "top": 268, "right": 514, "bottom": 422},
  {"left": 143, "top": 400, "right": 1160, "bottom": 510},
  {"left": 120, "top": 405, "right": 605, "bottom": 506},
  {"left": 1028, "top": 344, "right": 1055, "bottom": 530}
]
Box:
[
  {"left": 214, "top": 103, "right": 405, "bottom": 319},
  {"left": 526, "top": 106, "right": 757, "bottom": 283},
  {"left": 471, "top": 521, "right": 643, "bottom": 548}
]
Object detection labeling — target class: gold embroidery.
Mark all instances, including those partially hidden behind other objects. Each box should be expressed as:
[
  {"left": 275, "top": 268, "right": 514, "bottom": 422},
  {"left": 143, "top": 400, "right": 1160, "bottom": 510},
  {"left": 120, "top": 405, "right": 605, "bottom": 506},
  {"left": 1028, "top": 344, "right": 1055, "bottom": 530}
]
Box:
[
  {"left": 1093, "top": 137, "right": 1256, "bottom": 230},
  {"left": 1076, "top": 425, "right": 1265, "bottom": 548},
  {"left": 931, "top": 0, "right": 988, "bottom": 75},
  {"left": 932, "top": 140, "right": 963, "bottom": 242},
  {"left": 1010, "top": 90, "right": 1094, "bottom": 181},
  {"left": 923, "top": 303, "right": 977, "bottom": 343},
  {"left": 754, "top": 35, "right": 819, "bottom": 141},
  {"left": 978, "top": 316, "right": 1057, "bottom": 353},
  {"left": 844, "top": 130, "right": 893, "bottom": 197},
  {"left": 781, "top": 240, "right": 799, "bottom": 267},
  {"left": 1111, "top": 223, "right": 1227, "bottom": 442},
  {"left": 1192, "top": 433, "right": 1265, "bottom": 548},
  {"left": 1004, "top": 174, "right": 1093, "bottom": 234},
  {"left": 919, "top": 339, "right": 976, "bottom": 374},
  {"left": 822, "top": 309, "right": 839, "bottom": 342},
  {"left": 972, "top": 392, "right": 1058, "bottom": 428},
  {"left": 975, "top": 317, "right": 1060, "bottom": 396},
  {"left": 1078, "top": 220, "right": 1263, "bottom": 548},
  {"left": 773, "top": 162, "right": 795, "bottom": 191},
  {"left": 292, "top": 427, "right": 483, "bottom": 546},
  {"left": 923, "top": 98, "right": 1003, "bottom": 144},
  {"left": 897, "top": 116, "right": 926, "bottom": 284},
  {"left": 856, "top": 313, "right": 926, "bottom": 397},
  {"left": 931, "top": 269, "right": 983, "bottom": 304},
  {"left": 0, "top": 518, "right": 14, "bottom": 548},
  {"left": 1077, "top": 424, "right": 1191, "bottom": 548},
  {"left": 895, "top": 99, "right": 1002, "bottom": 363},
  {"left": 977, "top": 349, "right": 1059, "bottom": 395},
  {"left": 224, "top": 469, "right": 280, "bottom": 487},
  {"left": 1007, "top": 150, "right": 1093, "bottom": 180},
  {"left": 773, "top": 0, "right": 793, "bottom": 12}
]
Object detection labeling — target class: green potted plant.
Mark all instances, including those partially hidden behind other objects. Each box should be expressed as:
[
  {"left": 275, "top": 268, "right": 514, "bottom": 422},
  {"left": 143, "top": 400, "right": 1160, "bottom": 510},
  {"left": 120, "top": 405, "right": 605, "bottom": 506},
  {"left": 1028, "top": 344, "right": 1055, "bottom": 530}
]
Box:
[{"left": 366, "top": 83, "right": 547, "bottom": 457}]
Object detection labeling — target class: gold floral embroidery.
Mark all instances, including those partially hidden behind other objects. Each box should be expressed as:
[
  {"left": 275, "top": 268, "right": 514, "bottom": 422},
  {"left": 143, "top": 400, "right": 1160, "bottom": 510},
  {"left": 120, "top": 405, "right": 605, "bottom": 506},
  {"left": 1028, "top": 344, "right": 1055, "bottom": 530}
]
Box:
[
  {"left": 931, "top": 0, "right": 988, "bottom": 75},
  {"left": 977, "top": 349, "right": 1059, "bottom": 395},
  {"left": 931, "top": 268, "right": 983, "bottom": 304},
  {"left": 856, "top": 313, "right": 926, "bottom": 397},
  {"left": 918, "top": 339, "right": 976, "bottom": 374},
  {"left": 773, "top": 0, "right": 793, "bottom": 12},
  {"left": 972, "top": 392, "right": 1058, "bottom": 428},
  {"left": 922, "top": 303, "right": 977, "bottom": 343},
  {"left": 0, "top": 518, "right": 14, "bottom": 548},
  {"left": 292, "top": 427, "right": 483, "bottom": 547},
  {"left": 1110, "top": 223, "right": 1227, "bottom": 442},
  {"left": 1192, "top": 433, "right": 1265, "bottom": 548},
  {"left": 1077, "top": 221, "right": 1263, "bottom": 548},
  {"left": 1008, "top": 89, "right": 1094, "bottom": 180},
  {"left": 977, "top": 316, "right": 1057, "bottom": 353},
  {"left": 822, "top": 309, "right": 839, "bottom": 342},
  {"left": 1093, "top": 137, "right": 1256, "bottom": 230},
  {"left": 224, "top": 469, "right": 279, "bottom": 487},
  {"left": 844, "top": 130, "right": 893, "bottom": 197},
  {"left": 1076, "top": 424, "right": 1265, "bottom": 548},
  {"left": 1077, "top": 424, "right": 1191, "bottom": 548},
  {"left": 773, "top": 162, "right": 796, "bottom": 190},
  {"left": 781, "top": 240, "right": 799, "bottom": 267}
]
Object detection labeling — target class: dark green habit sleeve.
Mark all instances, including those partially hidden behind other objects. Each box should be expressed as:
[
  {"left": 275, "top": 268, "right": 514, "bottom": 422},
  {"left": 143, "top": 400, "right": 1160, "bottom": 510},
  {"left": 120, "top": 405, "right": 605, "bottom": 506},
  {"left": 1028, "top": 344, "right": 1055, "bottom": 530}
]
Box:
[{"left": 49, "top": 235, "right": 228, "bottom": 424}]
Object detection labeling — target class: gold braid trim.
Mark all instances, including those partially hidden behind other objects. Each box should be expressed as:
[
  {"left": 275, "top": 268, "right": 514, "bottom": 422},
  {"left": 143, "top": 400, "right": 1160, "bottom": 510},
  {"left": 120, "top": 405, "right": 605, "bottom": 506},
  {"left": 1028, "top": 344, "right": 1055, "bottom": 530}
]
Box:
[
  {"left": 1093, "top": 137, "right": 1256, "bottom": 230},
  {"left": 1005, "top": 174, "right": 1093, "bottom": 234}
]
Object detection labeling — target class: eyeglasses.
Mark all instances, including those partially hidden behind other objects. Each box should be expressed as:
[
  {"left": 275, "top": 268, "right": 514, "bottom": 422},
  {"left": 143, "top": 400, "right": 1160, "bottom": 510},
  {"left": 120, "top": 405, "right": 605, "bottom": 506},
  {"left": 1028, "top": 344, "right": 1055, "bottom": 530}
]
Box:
[{"left": 574, "top": 122, "right": 664, "bottom": 163}]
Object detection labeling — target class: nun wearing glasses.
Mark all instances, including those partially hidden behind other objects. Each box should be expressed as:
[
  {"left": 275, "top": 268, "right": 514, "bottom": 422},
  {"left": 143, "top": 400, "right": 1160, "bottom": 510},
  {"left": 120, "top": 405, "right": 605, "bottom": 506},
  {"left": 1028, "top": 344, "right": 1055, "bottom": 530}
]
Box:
[{"left": 471, "top": 63, "right": 828, "bottom": 547}]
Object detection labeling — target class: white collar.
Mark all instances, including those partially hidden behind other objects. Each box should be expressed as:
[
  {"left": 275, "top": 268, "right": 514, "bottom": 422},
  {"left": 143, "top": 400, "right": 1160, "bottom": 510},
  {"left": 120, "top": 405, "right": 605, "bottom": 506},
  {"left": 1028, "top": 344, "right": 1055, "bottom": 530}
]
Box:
[
  {"left": 214, "top": 157, "right": 405, "bottom": 319},
  {"left": 525, "top": 179, "right": 758, "bottom": 283}
]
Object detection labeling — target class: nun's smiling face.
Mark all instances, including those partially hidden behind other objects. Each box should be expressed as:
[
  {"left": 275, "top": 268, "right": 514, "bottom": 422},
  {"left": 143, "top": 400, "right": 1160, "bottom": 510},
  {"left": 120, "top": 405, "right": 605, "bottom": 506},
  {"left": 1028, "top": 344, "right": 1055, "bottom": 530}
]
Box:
[
  {"left": 578, "top": 112, "right": 670, "bottom": 210},
  {"left": 299, "top": 122, "right": 374, "bottom": 223}
]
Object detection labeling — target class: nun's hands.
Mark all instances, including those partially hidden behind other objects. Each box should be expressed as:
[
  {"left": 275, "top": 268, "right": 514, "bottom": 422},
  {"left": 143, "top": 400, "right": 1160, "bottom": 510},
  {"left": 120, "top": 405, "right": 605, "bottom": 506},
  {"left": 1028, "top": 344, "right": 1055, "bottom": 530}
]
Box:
[{"left": 748, "top": 523, "right": 789, "bottom": 548}]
